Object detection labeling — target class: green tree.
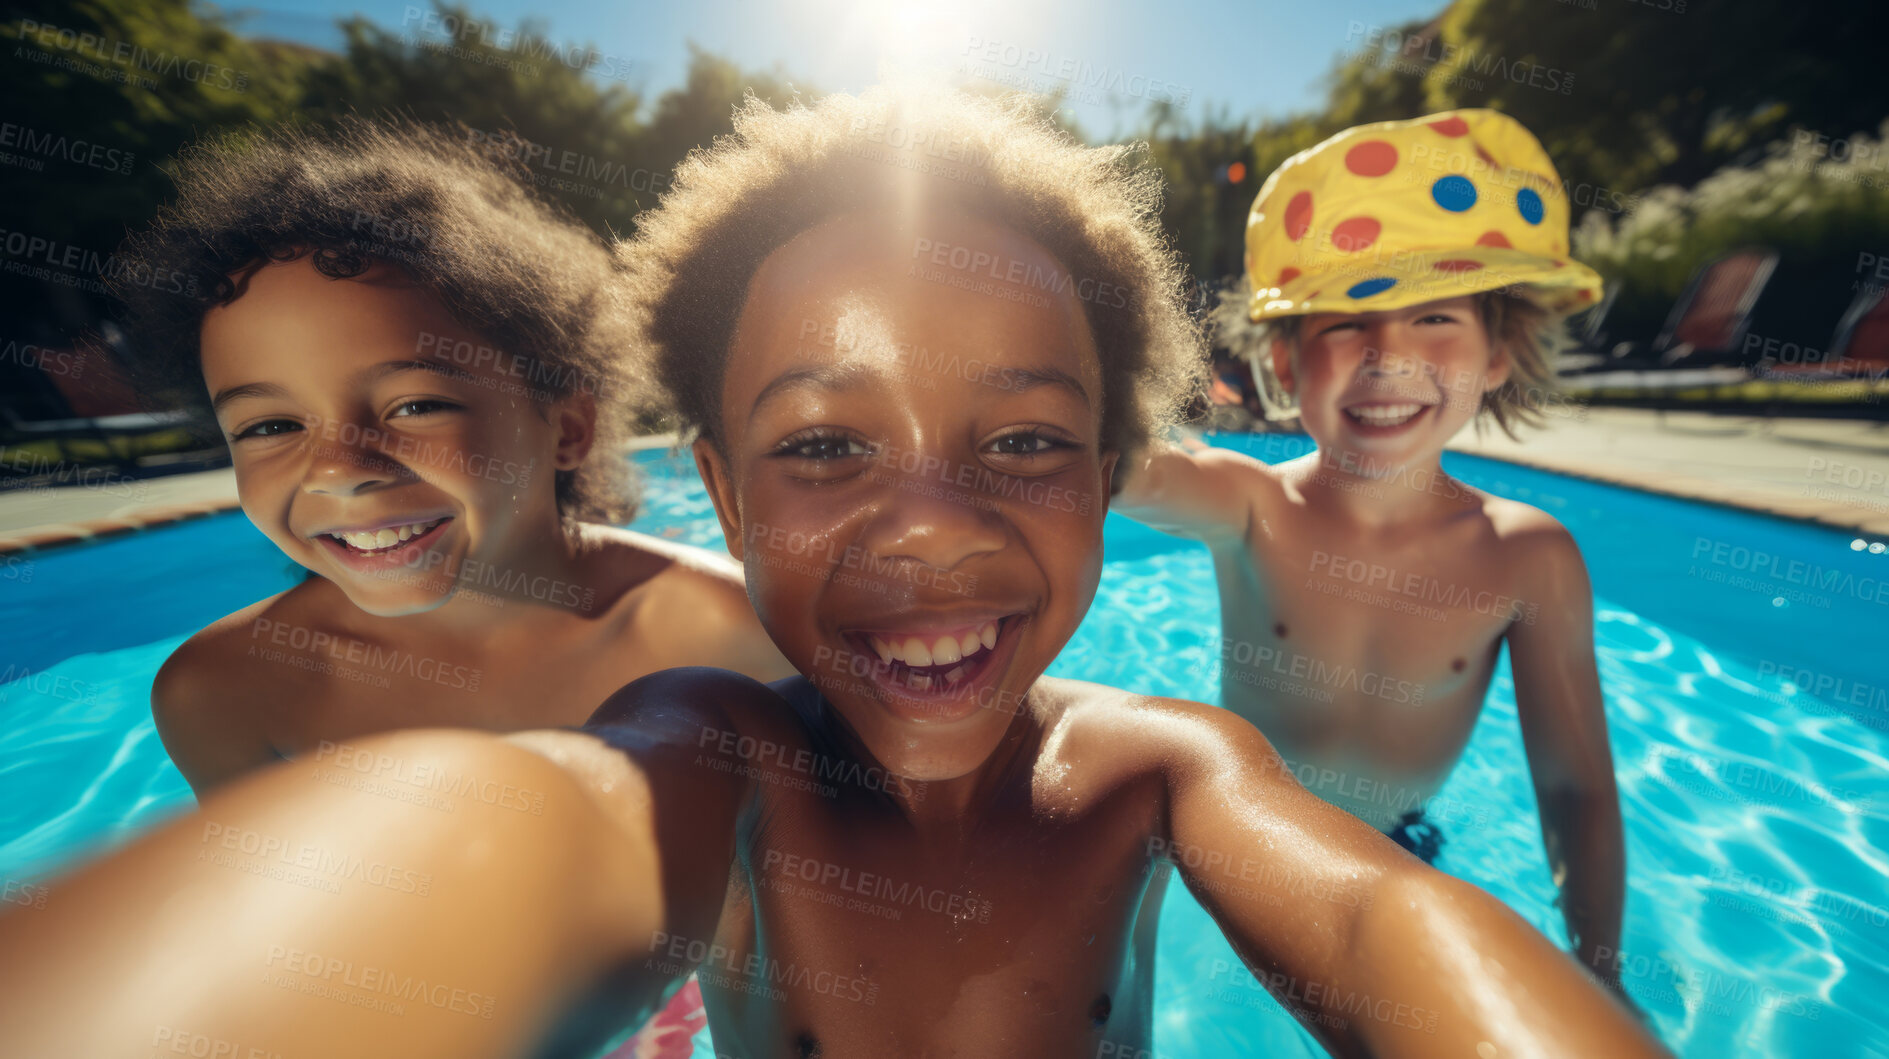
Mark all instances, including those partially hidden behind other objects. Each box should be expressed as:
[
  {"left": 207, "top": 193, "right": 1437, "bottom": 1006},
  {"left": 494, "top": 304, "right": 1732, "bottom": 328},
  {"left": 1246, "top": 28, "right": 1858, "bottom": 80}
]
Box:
[{"left": 0, "top": 0, "right": 307, "bottom": 342}]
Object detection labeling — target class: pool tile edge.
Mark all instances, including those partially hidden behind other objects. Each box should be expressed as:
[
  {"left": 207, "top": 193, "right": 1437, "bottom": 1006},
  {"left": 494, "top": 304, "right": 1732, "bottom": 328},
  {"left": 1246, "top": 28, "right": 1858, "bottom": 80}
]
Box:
[
  {"left": 0, "top": 499, "right": 244, "bottom": 555},
  {"left": 1451, "top": 447, "right": 1889, "bottom": 539}
]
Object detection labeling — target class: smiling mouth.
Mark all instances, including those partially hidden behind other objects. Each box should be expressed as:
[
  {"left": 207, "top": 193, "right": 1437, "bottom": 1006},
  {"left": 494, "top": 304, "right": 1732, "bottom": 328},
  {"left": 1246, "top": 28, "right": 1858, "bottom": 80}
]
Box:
[
  {"left": 841, "top": 616, "right": 1019, "bottom": 701},
  {"left": 320, "top": 516, "right": 451, "bottom": 557},
  {"left": 1342, "top": 402, "right": 1431, "bottom": 429}
]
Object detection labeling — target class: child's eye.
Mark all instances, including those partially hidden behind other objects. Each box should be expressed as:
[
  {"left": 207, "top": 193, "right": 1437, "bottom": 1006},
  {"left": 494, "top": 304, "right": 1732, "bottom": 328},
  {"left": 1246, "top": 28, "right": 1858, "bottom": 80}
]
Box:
[
  {"left": 231, "top": 418, "right": 303, "bottom": 441},
  {"left": 773, "top": 430, "right": 872, "bottom": 462},
  {"left": 1417, "top": 314, "right": 1460, "bottom": 325},
  {"left": 986, "top": 430, "right": 1075, "bottom": 459},
  {"left": 1319, "top": 321, "right": 1363, "bottom": 335},
  {"left": 388, "top": 399, "right": 459, "bottom": 418}
]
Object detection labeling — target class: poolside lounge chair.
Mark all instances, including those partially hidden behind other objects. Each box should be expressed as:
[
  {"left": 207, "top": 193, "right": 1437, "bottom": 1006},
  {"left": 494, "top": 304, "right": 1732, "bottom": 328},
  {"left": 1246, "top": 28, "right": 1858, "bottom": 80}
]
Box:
[
  {"left": 1563, "top": 250, "right": 1777, "bottom": 393},
  {"left": 0, "top": 330, "right": 220, "bottom": 477}
]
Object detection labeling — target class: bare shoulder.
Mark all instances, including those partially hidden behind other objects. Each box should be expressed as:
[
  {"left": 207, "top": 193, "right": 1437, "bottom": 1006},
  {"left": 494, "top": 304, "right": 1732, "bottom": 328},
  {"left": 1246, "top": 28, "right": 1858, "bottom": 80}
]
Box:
[
  {"left": 578, "top": 524, "right": 748, "bottom": 607},
  {"left": 1475, "top": 492, "right": 1586, "bottom": 570},
  {"left": 154, "top": 582, "right": 319, "bottom": 707},
  {"left": 1036, "top": 677, "right": 1281, "bottom": 787},
  {"left": 153, "top": 581, "right": 336, "bottom": 792},
  {"left": 579, "top": 524, "right": 790, "bottom": 679}
]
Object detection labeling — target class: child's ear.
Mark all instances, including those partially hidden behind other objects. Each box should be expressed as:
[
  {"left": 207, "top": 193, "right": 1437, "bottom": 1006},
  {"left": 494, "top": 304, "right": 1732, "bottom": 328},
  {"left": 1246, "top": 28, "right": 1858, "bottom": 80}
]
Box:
[
  {"left": 1100, "top": 449, "right": 1121, "bottom": 501},
  {"left": 551, "top": 394, "right": 597, "bottom": 471},
  {"left": 692, "top": 436, "right": 745, "bottom": 562},
  {"left": 1269, "top": 337, "right": 1295, "bottom": 395}
]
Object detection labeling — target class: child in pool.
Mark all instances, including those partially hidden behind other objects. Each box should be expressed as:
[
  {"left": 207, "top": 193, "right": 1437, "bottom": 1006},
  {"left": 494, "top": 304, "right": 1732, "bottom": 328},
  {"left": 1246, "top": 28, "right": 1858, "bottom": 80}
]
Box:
[
  {"left": 1111, "top": 110, "right": 1629, "bottom": 993},
  {"left": 1, "top": 92, "right": 1665, "bottom": 1059},
  {"left": 111, "top": 120, "right": 791, "bottom": 796}
]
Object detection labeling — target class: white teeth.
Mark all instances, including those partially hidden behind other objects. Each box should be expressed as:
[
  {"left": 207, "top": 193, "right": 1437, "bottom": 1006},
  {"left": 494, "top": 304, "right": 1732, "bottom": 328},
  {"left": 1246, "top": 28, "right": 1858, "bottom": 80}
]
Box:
[
  {"left": 1347, "top": 403, "right": 1423, "bottom": 425},
  {"left": 943, "top": 665, "right": 965, "bottom": 683},
  {"left": 330, "top": 517, "right": 443, "bottom": 552},
  {"left": 931, "top": 636, "right": 962, "bottom": 666},
  {"left": 867, "top": 620, "right": 1004, "bottom": 669},
  {"left": 901, "top": 638, "right": 933, "bottom": 668}
]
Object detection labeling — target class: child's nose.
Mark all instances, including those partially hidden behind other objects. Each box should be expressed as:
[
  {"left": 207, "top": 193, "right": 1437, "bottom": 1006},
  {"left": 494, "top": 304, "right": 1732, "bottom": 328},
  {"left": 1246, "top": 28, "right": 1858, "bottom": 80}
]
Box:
[
  {"left": 856, "top": 460, "right": 1006, "bottom": 576},
  {"left": 299, "top": 423, "right": 402, "bottom": 495},
  {"left": 1363, "top": 342, "right": 1426, "bottom": 379}
]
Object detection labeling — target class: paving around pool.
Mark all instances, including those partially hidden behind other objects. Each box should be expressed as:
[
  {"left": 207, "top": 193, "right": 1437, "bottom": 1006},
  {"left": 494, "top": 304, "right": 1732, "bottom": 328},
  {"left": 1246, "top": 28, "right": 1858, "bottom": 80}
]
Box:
[{"left": 4, "top": 410, "right": 1887, "bottom": 552}]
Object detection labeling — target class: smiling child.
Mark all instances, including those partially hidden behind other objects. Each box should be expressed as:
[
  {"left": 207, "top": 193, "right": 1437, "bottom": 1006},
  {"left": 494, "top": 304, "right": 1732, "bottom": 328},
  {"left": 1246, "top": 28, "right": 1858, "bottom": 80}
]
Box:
[
  {"left": 4, "top": 94, "right": 1664, "bottom": 1059},
  {"left": 1112, "top": 110, "right": 1629, "bottom": 993},
  {"left": 112, "top": 120, "right": 791, "bottom": 795}
]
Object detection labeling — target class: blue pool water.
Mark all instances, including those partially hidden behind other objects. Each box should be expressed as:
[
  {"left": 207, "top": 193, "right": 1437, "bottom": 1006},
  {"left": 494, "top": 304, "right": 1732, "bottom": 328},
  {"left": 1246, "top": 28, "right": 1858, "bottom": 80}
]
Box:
[{"left": 2, "top": 436, "right": 1886, "bottom": 1058}]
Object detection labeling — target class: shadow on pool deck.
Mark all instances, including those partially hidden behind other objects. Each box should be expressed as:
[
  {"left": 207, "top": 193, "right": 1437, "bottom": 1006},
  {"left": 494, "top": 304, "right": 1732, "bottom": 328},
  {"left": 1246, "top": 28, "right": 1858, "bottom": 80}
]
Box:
[{"left": 2, "top": 412, "right": 1887, "bottom": 553}]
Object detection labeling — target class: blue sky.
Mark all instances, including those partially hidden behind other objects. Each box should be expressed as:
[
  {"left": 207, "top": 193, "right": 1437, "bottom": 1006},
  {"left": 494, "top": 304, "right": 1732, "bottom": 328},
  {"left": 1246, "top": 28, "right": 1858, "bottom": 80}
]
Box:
[{"left": 222, "top": 0, "right": 1443, "bottom": 136}]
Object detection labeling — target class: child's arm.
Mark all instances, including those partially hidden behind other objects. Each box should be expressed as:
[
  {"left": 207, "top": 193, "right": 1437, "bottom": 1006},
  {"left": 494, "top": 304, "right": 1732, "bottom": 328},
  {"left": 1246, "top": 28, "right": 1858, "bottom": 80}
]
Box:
[
  {"left": 1505, "top": 521, "right": 1629, "bottom": 995},
  {"left": 1158, "top": 701, "right": 1663, "bottom": 1058},
  {"left": 1111, "top": 438, "right": 1260, "bottom": 544},
  {"left": 0, "top": 668, "right": 769, "bottom": 1059}
]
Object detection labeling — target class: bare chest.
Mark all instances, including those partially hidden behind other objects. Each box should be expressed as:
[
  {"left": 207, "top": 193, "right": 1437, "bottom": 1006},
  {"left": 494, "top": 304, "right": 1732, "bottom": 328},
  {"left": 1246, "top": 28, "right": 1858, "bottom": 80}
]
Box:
[
  {"left": 700, "top": 790, "right": 1162, "bottom": 1057},
  {"left": 1211, "top": 532, "right": 1521, "bottom": 758},
  {"left": 238, "top": 619, "right": 641, "bottom": 756}
]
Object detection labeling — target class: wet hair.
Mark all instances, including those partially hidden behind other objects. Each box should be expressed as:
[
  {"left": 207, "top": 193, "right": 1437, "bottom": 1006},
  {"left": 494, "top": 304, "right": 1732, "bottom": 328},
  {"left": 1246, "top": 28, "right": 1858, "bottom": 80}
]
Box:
[
  {"left": 616, "top": 87, "right": 1206, "bottom": 478},
  {"left": 1218, "top": 284, "right": 1572, "bottom": 439},
  {"left": 111, "top": 118, "right": 639, "bottom": 524}
]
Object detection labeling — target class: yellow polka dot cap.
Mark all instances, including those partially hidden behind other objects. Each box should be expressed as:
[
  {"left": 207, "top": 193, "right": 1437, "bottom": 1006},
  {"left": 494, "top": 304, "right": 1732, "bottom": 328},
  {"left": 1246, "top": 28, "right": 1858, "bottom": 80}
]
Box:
[{"left": 1244, "top": 109, "right": 1603, "bottom": 322}]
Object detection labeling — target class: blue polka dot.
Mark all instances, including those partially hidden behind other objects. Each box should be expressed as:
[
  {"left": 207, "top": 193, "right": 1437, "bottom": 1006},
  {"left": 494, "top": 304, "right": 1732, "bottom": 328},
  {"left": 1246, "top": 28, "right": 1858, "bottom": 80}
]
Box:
[
  {"left": 1432, "top": 175, "right": 1477, "bottom": 213},
  {"left": 1517, "top": 188, "right": 1545, "bottom": 225},
  {"left": 1347, "top": 277, "right": 1398, "bottom": 299}
]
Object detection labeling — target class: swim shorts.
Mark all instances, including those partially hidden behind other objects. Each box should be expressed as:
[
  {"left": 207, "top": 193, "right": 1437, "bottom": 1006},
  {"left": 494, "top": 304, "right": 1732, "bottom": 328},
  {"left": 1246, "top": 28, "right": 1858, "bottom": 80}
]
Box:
[{"left": 1387, "top": 809, "right": 1446, "bottom": 864}]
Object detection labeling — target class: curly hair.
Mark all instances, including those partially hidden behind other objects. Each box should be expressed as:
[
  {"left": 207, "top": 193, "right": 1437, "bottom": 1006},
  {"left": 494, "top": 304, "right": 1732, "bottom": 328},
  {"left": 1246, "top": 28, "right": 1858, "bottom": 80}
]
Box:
[
  {"left": 111, "top": 118, "right": 640, "bottom": 524},
  {"left": 616, "top": 87, "right": 1206, "bottom": 480},
  {"left": 1216, "top": 282, "right": 1574, "bottom": 439}
]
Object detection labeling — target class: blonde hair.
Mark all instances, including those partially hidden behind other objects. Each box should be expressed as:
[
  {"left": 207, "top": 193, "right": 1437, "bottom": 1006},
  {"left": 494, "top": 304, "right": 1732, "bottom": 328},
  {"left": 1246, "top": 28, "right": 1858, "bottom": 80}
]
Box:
[{"left": 1216, "top": 285, "right": 1573, "bottom": 439}]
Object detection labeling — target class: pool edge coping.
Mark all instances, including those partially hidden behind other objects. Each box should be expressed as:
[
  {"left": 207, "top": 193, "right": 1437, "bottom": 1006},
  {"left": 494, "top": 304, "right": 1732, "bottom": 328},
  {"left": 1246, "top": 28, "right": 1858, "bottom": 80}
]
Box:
[
  {"left": 4, "top": 433, "right": 1884, "bottom": 556},
  {"left": 1440, "top": 444, "right": 1889, "bottom": 540}
]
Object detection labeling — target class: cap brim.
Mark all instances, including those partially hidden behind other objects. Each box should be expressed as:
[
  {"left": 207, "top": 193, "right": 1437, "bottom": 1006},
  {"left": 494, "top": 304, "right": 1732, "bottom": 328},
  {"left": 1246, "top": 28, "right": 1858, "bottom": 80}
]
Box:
[{"left": 1248, "top": 248, "right": 1604, "bottom": 321}]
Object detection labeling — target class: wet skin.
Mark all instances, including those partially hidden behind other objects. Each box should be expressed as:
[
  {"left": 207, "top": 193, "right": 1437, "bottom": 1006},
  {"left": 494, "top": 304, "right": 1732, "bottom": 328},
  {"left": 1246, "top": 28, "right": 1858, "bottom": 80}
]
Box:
[
  {"left": 159, "top": 256, "right": 790, "bottom": 794},
  {"left": 0, "top": 224, "right": 1663, "bottom": 1059},
  {"left": 1115, "top": 296, "right": 1628, "bottom": 986}
]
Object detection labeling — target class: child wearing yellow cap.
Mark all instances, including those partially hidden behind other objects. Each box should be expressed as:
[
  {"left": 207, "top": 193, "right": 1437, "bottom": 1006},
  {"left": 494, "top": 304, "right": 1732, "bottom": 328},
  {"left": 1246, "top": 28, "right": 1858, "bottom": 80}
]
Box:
[{"left": 1115, "top": 109, "right": 1630, "bottom": 997}]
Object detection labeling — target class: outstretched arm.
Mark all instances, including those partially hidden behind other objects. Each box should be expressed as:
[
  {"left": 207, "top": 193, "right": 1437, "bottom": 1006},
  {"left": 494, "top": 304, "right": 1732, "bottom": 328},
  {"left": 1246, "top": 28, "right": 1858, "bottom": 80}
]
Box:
[
  {"left": 1506, "top": 524, "right": 1628, "bottom": 995},
  {"left": 0, "top": 667, "right": 771, "bottom": 1059},
  {"left": 1111, "top": 437, "right": 1258, "bottom": 545},
  {"left": 1158, "top": 701, "right": 1663, "bottom": 1058}
]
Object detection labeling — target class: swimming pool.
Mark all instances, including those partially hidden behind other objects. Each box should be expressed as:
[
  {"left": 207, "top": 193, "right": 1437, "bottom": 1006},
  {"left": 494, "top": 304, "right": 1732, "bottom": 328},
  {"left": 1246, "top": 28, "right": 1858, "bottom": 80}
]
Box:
[{"left": 2, "top": 436, "right": 1885, "bottom": 1057}]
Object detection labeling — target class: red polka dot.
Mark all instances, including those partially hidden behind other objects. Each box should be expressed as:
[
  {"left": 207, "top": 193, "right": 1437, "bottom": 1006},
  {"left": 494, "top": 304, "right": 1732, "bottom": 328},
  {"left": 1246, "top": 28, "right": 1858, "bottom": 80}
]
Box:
[
  {"left": 1474, "top": 144, "right": 1498, "bottom": 167},
  {"left": 1578, "top": 289, "right": 1595, "bottom": 302},
  {"left": 1476, "top": 230, "right": 1512, "bottom": 249},
  {"left": 1305, "top": 289, "right": 1324, "bottom": 301},
  {"left": 1344, "top": 140, "right": 1398, "bottom": 177},
  {"left": 1278, "top": 267, "right": 1301, "bottom": 284},
  {"left": 1331, "top": 216, "right": 1381, "bottom": 252},
  {"left": 1430, "top": 116, "right": 1470, "bottom": 137},
  {"left": 1550, "top": 260, "right": 1566, "bottom": 268},
  {"left": 1284, "top": 191, "right": 1313, "bottom": 241},
  {"left": 1433, "top": 259, "right": 1484, "bottom": 273}
]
